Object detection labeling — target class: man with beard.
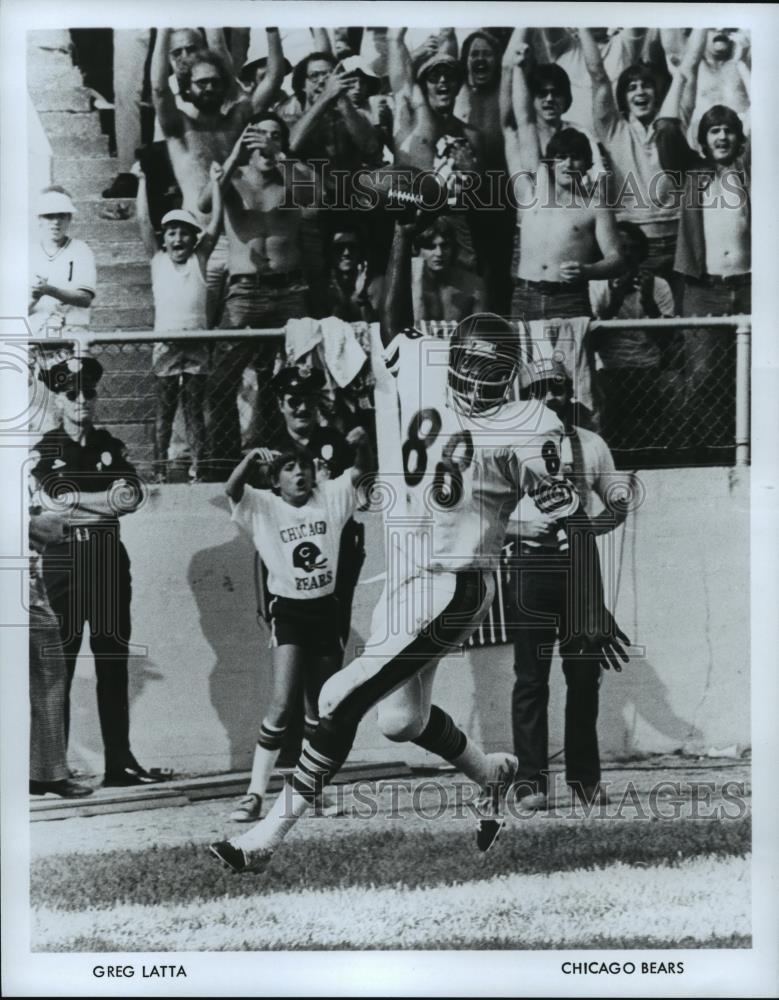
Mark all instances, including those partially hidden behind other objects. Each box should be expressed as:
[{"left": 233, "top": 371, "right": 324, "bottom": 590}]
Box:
[
  {"left": 454, "top": 31, "right": 504, "bottom": 169},
  {"left": 198, "top": 114, "right": 319, "bottom": 478},
  {"left": 152, "top": 29, "right": 285, "bottom": 325},
  {"left": 152, "top": 28, "right": 285, "bottom": 224},
  {"left": 655, "top": 35, "right": 750, "bottom": 455}
]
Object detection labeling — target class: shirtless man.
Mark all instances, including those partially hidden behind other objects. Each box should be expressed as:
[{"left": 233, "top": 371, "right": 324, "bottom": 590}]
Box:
[
  {"left": 152, "top": 28, "right": 284, "bottom": 223},
  {"left": 199, "top": 115, "right": 318, "bottom": 477},
  {"left": 655, "top": 37, "right": 750, "bottom": 451},
  {"left": 152, "top": 28, "right": 285, "bottom": 326},
  {"left": 387, "top": 27, "right": 484, "bottom": 172},
  {"left": 503, "top": 45, "right": 623, "bottom": 322},
  {"left": 411, "top": 217, "right": 485, "bottom": 324}
]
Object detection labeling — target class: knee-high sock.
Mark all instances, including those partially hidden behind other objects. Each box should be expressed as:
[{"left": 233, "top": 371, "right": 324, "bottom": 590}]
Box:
[
  {"left": 410, "top": 704, "right": 467, "bottom": 760},
  {"left": 411, "top": 704, "right": 499, "bottom": 787},
  {"left": 233, "top": 715, "right": 358, "bottom": 851},
  {"left": 247, "top": 720, "right": 286, "bottom": 797}
]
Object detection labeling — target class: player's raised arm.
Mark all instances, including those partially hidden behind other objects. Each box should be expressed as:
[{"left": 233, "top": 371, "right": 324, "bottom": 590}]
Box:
[
  {"left": 379, "top": 218, "right": 416, "bottom": 349},
  {"left": 225, "top": 448, "right": 278, "bottom": 503},
  {"left": 345, "top": 426, "right": 373, "bottom": 484}
]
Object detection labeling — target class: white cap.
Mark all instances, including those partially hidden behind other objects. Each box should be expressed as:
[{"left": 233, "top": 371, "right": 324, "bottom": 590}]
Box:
[
  {"left": 37, "top": 190, "right": 76, "bottom": 216},
  {"left": 160, "top": 209, "right": 202, "bottom": 232}
]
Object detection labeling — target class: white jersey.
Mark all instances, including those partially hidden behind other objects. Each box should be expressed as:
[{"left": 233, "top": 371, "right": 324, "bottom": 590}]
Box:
[
  {"left": 29, "top": 238, "right": 96, "bottom": 334},
  {"left": 230, "top": 474, "right": 356, "bottom": 599},
  {"left": 383, "top": 331, "right": 567, "bottom": 573}
]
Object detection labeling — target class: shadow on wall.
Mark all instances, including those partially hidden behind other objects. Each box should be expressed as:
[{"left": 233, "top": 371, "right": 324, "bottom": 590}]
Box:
[{"left": 189, "top": 494, "right": 270, "bottom": 772}]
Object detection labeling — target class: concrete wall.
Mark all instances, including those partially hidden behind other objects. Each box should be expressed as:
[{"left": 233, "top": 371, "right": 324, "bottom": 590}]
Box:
[{"left": 68, "top": 467, "right": 750, "bottom": 775}]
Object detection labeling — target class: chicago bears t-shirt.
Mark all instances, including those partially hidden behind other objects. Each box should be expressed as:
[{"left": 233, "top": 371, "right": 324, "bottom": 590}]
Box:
[{"left": 230, "top": 473, "right": 356, "bottom": 598}]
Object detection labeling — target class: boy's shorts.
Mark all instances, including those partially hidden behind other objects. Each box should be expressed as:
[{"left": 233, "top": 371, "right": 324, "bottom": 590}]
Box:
[{"left": 268, "top": 594, "right": 344, "bottom": 655}]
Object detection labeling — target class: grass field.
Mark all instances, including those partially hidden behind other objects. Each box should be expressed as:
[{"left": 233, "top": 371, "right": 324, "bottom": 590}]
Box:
[{"left": 32, "top": 809, "right": 751, "bottom": 951}]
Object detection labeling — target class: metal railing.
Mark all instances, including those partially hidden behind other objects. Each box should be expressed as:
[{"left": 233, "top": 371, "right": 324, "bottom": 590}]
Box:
[{"left": 30, "top": 313, "right": 751, "bottom": 468}]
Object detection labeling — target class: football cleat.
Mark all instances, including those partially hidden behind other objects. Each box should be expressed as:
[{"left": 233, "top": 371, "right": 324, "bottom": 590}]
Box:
[
  {"left": 209, "top": 840, "right": 274, "bottom": 875},
  {"left": 475, "top": 753, "right": 518, "bottom": 853}
]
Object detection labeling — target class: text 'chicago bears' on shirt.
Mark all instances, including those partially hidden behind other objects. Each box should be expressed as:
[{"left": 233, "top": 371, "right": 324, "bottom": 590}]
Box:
[
  {"left": 382, "top": 331, "right": 567, "bottom": 573},
  {"left": 230, "top": 473, "right": 356, "bottom": 599}
]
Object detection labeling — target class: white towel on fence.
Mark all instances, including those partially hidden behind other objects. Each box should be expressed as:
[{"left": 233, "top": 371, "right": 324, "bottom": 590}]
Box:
[
  {"left": 285, "top": 317, "right": 322, "bottom": 363},
  {"left": 319, "top": 316, "right": 367, "bottom": 388}
]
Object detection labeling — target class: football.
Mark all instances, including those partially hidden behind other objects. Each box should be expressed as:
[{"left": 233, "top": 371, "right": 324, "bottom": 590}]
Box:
[{"left": 350, "top": 165, "right": 448, "bottom": 219}]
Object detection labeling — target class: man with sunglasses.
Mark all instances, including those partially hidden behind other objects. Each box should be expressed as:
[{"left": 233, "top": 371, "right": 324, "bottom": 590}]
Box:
[{"left": 30, "top": 357, "right": 158, "bottom": 787}]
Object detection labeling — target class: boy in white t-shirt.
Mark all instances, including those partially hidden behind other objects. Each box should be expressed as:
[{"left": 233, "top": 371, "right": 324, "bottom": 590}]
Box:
[
  {"left": 136, "top": 162, "right": 224, "bottom": 482},
  {"left": 224, "top": 427, "right": 371, "bottom": 822}
]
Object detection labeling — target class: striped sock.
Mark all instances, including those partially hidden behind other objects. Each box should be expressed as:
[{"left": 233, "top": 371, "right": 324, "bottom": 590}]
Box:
[
  {"left": 411, "top": 704, "right": 467, "bottom": 761},
  {"left": 247, "top": 720, "right": 286, "bottom": 797},
  {"left": 233, "top": 717, "right": 357, "bottom": 852}
]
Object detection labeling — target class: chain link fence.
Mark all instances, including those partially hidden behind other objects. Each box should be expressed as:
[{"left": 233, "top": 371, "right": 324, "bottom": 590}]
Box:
[{"left": 28, "top": 316, "right": 750, "bottom": 483}]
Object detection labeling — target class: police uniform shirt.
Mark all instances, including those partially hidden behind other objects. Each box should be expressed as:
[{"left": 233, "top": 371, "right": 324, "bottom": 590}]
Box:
[
  {"left": 29, "top": 238, "right": 97, "bottom": 334},
  {"left": 266, "top": 425, "right": 353, "bottom": 480},
  {"left": 30, "top": 426, "right": 142, "bottom": 529},
  {"left": 230, "top": 474, "right": 356, "bottom": 599}
]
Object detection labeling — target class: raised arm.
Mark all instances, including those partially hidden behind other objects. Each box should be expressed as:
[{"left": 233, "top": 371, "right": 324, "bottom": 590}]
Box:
[
  {"left": 151, "top": 28, "right": 181, "bottom": 138},
  {"left": 197, "top": 161, "right": 225, "bottom": 260},
  {"left": 587, "top": 197, "right": 625, "bottom": 280},
  {"left": 289, "top": 67, "right": 352, "bottom": 154},
  {"left": 336, "top": 91, "right": 383, "bottom": 158},
  {"left": 135, "top": 170, "right": 159, "bottom": 257},
  {"left": 310, "top": 28, "right": 334, "bottom": 56},
  {"left": 225, "top": 448, "right": 276, "bottom": 503},
  {"left": 654, "top": 30, "right": 707, "bottom": 173},
  {"left": 345, "top": 426, "right": 372, "bottom": 483},
  {"left": 205, "top": 28, "right": 237, "bottom": 95},
  {"left": 380, "top": 220, "right": 415, "bottom": 348},
  {"left": 579, "top": 28, "right": 619, "bottom": 139},
  {"left": 249, "top": 28, "right": 285, "bottom": 114},
  {"left": 197, "top": 126, "right": 247, "bottom": 213},
  {"left": 387, "top": 28, "right": 414, "bottom": 104}
]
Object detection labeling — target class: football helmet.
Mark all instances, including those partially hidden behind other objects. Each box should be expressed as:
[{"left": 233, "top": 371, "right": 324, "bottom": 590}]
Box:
[{"left": 447, "top": 313, "right": 521, "bottom": 415}]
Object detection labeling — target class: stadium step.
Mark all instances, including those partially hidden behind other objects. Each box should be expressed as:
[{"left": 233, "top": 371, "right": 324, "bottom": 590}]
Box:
[
  {"left": 48, "top": 133, "right": 111, "bottom": 157},
  {"left": 91, "top": 240, "right": 149, "bottom": 265},
  {"left": 52, "top": 155, "right": 117, "bottom": 196},
  {"left": 38, "top": 111, "right": 104, "bottom": 139},
  {"left": 71, "top": 218, "right": 141, "bottom": 242},
  {"left": 97, "top": 262, "right": 150, "bottom": 285},
  {"left": 75, "top": 197, "right": 137, "bottom": 223},
  {"left": 28, "top": 83, "right": 93, "bottom": 113},
  {"left": 92, "top": 305, "right": 155, "bottom": 329}
]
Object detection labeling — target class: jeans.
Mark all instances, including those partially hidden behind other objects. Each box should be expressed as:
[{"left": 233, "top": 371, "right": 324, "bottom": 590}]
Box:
[
  {"left": 154, "top": 373, "right": 207, "bottom": 470},
  {"left": 509, "top": 556, "right": 602, "bottom": 795},
  {"left": 206, "top": 276, "right": 308, "bottom": 475},
  {"left": 511, "top": 279, "right": 591, "bottom": 322},
  {"left": 680, "top": 276, "right": 751, "bottom": 451}
]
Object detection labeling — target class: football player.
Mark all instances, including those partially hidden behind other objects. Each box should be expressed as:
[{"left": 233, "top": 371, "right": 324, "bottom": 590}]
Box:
[{"left": 210, "top": 215, "right": 629, "bottom": 874}]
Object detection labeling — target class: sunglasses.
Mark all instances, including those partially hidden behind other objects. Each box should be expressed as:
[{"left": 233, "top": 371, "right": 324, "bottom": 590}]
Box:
[
  {"left": 426, "top": 69, "right": 458, "bottom": 85},
  {"left": 284, "top": 394, "right": 313, "bottom": 409},
  {"left": 65, "top": 387, "right": 96, "bottom": 402},
  {"left": 191, "top": 77, "right": 221, "bottom": 90}
]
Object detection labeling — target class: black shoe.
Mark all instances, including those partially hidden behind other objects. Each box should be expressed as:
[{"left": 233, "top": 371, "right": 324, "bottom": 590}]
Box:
[
  {"left": 571, "top": 782, "right": 611, "bottom": 806},
  {"left": 103, "top": 763, "right": 162, "bottom": 787},
  {"left": 30, "top": 778, "right": 94, "bottom": 798},
  {"left": 102, "top": 172, "right": 139, "bottom": 199}
]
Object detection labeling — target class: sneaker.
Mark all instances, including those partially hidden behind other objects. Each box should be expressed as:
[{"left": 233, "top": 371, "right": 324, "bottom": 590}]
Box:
[
  {"left": 209, "top": 840, "right": 273, "bottom": 874},
  {"left": 229, "top": 793, "right": 263, "bottom": 822},
  {"left": 475, "top": 753, "right": 518, "bottom": 853}
]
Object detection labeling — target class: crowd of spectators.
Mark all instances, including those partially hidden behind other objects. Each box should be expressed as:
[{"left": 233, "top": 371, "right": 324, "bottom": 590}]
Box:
[{"left": 32, "top": 25, "right": 751, "bottom": 471}]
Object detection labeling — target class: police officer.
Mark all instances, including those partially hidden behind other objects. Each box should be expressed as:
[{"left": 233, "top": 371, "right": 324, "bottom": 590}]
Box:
[{"left": 31, "top": 356, "right": 158, "bottom": 787}]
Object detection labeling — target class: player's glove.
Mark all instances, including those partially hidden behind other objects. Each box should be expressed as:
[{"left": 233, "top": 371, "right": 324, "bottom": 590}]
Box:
[{"left": 561, "top": 608, "right": 631, "bottom": 672}]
